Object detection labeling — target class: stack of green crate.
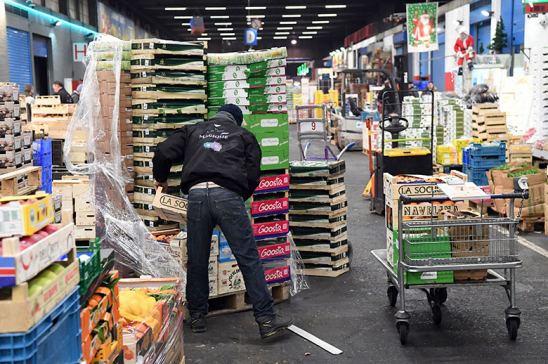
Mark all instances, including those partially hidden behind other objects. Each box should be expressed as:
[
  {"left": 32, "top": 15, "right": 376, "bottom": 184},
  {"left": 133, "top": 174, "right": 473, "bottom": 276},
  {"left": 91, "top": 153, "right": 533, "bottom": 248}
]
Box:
[
  {"left": 130, "top": 39, "right": 207, "bottom": 231},
  {"left": 207, "top": 48, "right": 289, "bottom": 172}
]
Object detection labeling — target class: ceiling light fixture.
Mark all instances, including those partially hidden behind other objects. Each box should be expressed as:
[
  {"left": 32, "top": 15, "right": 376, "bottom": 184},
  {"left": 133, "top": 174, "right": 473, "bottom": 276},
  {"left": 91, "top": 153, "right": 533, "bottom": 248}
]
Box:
[
  {"left": 217, "top": 28, "right": 234, "bottom": 31},
  {"left": 277, "top": 27, "right": 293, "bottom": 30},
  {"left": 286, "top": 5, "right": 306, "bottom": 9},
  {"left": 325, "top": 5, "right": 346, "bottom": 9},
  {"left": 245, "top": 6, "right": 266, "bottom": 10},
  {"left": 280, "top": 21, "right": 297, "bottom": 25},
  {"left": 299, "top": 35, "right": 313, "bottom": 39},
  {"left": 275, "top": 32, "right": 290, "bottom": 35},
  {"left": 174, "top": 16, "right": 193, "bottom": 19},
  {"left": 223, "top": 37, "right": 237, "bottom": 40},
  {"left": 257, "top": 36, "right": 262, "bottom": 40},
  {"left": 205, "top": 7, "right": 226, "bottom": 10},
  {"left": 220, "top": 33, "right": 235, "bottom": 36},
  {"left": 273, "top": 36, "right": 288, "bottom": 39},
  {"left": 307, "top": 26, "right": 323, "bottom": 29},
  {"left": 165, "top": 7, "right": 186, "bottom": 11},
  {"left": 282, "top": 14, "right": 301, "bottom": 18},
  {"left": 312, "top": 20, "right": 329, "bottom": 24},
  {"left": 302, "top": 31, "right": 317, "bottom": 35},
  {"left": 246, "top": 15, "right": 265, "bottom": 18},
  {"left": 318, "top": 13, "right": 337, "bottom": 17},
  {"left": 197, "top": 37, "right": 211, "bottom": 40},
  {"left": 214, "top": 22, "right": 232, "bottom": 26},
  {"left": 291, "top": 39, "right": 298, "bottom": 45},
  {"left": 210, "top": 15, "right": 229, "bottom": 19}
]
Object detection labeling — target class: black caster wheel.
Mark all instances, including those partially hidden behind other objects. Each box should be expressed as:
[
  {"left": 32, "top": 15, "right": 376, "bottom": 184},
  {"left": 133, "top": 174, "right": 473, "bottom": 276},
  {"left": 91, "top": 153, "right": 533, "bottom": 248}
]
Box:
[
  {"left": 387, "top": 286, "right": 398, "bottom": 307},
  {"left": 432, "top": 304, "right": 442, "bottom": 325},
  {"left": 436, "top": 288, "right": 447, "bottom": 304},
  {"left": 396, "top": 322, "right": 409, "bottom": 345},
  {"left": 506, "top": 317, "right": 520, "bottom": 341}
]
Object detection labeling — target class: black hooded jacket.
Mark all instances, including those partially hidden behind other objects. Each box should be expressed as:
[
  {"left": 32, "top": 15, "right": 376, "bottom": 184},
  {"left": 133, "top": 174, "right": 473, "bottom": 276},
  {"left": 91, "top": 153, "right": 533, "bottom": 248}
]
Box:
[{"left": 152, "top": 111, "right": 262, "bottom": 200}]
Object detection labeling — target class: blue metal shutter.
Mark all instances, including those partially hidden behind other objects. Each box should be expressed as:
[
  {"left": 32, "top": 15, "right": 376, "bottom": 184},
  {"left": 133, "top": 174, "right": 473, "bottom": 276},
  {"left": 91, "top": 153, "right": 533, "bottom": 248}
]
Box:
[{"left": 7, "top": 27, "right": 33, "bottom": 92}]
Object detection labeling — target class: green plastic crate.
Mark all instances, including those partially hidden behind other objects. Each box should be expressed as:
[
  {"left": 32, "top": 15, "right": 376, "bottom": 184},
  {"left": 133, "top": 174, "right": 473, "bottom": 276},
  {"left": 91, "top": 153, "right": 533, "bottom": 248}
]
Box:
[{"left": 77, "top": 238, "right": 101, "bottom": 296}]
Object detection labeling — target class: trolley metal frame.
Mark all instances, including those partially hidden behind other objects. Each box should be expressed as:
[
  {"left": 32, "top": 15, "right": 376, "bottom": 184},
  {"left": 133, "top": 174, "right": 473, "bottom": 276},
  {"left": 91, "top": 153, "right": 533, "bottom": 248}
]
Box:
[
  {"left": 371, "top": 192, "right": 527, "bottom": 345},
  {"left": 296, "top": 104, "right": 354, "bottom": 161}
]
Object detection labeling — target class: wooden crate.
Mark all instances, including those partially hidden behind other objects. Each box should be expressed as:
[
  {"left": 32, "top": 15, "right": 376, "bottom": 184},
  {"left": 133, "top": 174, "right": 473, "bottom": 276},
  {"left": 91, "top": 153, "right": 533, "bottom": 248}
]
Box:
[
  {"left": 0, "top": 166, "right": 41, "bottom": 197},
  {"left": 34, "top": 95, "right": 61, "bottom": 105}
]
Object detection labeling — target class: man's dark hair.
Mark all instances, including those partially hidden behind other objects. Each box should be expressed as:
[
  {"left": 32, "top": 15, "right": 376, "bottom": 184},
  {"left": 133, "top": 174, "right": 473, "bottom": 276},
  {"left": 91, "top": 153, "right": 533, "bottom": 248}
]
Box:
[{"left": 53, "top": 81, "right": 63, "bottom": 88}]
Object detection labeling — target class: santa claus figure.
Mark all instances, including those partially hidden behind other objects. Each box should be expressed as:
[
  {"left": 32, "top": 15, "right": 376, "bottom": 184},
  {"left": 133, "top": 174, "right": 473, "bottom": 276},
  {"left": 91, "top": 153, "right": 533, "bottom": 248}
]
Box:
[
  {"left": 413, "top": 12, "right": 434, "bottom": 48},
  {"left": 454, "top": 27, "right": 476, "bottom": 75}
]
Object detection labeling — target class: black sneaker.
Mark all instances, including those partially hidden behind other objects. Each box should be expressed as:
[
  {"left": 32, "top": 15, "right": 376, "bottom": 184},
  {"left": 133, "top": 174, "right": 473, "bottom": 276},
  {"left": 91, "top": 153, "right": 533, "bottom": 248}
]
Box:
[
  {"left": 258, "top": 316, "right": 293, "bottom": 340},
  {"left": 190, "top": 315, "right": 207, "bottom": 333}
]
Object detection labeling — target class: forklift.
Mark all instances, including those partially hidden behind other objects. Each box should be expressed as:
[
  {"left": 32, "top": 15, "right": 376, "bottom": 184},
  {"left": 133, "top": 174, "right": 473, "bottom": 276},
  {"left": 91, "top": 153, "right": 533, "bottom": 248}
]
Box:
[{"left": 330, "top": 69, "right": 434, "bottom": 215}]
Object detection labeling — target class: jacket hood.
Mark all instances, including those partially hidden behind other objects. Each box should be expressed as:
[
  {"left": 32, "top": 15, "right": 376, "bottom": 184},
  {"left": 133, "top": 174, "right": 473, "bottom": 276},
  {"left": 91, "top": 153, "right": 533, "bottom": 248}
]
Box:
[{"left": 210, "top": 111, "right": 239, "bottom": 126}]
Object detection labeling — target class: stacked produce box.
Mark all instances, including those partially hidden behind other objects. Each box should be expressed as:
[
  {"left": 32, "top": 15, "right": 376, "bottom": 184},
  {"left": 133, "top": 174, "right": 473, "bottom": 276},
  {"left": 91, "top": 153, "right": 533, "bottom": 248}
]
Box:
[
  {"left": 384, "top": 173, "right": 467, "bottom": 284},
  {"left": 1, "top": 83, "right": 33, "bottom": 174},
  {"left": 207, "top": 48, "right": 291, "bottom": 286},
  {"left": 0, "top": 192, "right": 81, "bottom": 363},
  {"left": 52, "top": 176, "right": 97, "bottom": 241},
  {"left": 81, "top": 270, "right": 123, "bottom": 364},
  {"left": 130, "top": 39, "right": 207, "bottom": 231},
  {"left": 289, "top": 160, "right": 350, "bottom": 277},
  {"left": 434, "top": 97, "right": 467, "bottom": 146},
  {"left": 463, "top": 142, "right": 506, "bottom": 186},
  {"left": 398, "top": 95, "right": 432, "bottom": 149}
]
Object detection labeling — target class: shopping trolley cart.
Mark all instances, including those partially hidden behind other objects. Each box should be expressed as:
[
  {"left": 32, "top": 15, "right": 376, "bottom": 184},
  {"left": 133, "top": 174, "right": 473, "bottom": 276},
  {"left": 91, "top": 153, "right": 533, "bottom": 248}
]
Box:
[
  {"left": 371, "top": 191, "right": 527, "bottom": 345},
  {"left": 296, "top": 104, "right": 354, "bottom": 161}
]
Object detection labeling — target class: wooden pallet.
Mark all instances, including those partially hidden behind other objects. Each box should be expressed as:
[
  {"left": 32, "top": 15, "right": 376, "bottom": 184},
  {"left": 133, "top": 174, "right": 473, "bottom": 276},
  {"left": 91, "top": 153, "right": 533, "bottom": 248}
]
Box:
[
  {"left": 205, "top": 283, "right": 290, "bottom": 318},
  {"left": 289, "top": 213, "right": 347, "bottom": 229},
  {"left": 300, "top": 266, "right": 350, "bottom": 278},
  {"left": 0, "top": 166, "right": 41, "bottom": 197},
  {"left": 518, "top": 217, "right": 545, "bottom": 232},
  {"left": 131, "top": 74, "right": 207, "bottom": 86},
  {"left": 290, "top": 227, "right": 347, "bottom": 241},
  {"left": 132, "top": 91, "right": 207, "bottom": 101},
  {"left": 289, "top": 188, "right": 346, "bottom": 204},
  {"left": 289, "top": 160, "right": 345, "bottom": 178},
  {"left": 289, "top": 205, "right": 347, "bottom": 217}
]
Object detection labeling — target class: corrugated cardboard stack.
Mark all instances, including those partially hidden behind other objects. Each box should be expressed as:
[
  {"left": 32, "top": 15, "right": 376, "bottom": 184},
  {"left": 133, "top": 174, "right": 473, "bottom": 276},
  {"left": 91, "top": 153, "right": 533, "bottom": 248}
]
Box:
[
  {"left": 1, "top": 83, "right": 33, "bottom": 174},
  {"left": 130, "top": 39, "right": 207, "bottom": 231},
  {"left": 289, "top": 160, "right": 350, "bottom": 278}
]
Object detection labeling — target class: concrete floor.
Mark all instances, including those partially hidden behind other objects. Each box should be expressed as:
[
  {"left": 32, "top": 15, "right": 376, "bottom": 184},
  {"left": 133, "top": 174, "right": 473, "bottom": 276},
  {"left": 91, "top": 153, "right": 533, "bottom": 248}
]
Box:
[{"left": 185, "top": 126, "right": 548, "bottom": 363}]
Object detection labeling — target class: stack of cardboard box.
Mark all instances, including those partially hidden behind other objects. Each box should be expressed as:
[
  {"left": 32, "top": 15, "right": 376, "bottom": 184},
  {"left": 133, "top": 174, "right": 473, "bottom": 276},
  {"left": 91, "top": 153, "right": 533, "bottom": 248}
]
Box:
[
  {"left": 52, "top": 176, "right": 96, "bottom": 241},
  {"left": 1, "top": 83, "right": 33, "bottom": 174},
  {"left": 130, "top": 39, "right": 207, "bottom": 231}
]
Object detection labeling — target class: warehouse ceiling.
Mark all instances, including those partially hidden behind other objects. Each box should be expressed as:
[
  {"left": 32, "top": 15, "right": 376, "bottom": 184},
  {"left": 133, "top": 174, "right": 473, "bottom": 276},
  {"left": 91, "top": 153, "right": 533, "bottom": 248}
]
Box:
[{"left": 121, "top": 0, "right": 428, "bottom": 51}]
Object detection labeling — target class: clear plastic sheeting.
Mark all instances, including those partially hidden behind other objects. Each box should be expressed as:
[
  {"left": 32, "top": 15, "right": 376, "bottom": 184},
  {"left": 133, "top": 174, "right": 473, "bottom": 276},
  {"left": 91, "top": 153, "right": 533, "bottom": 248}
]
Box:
[
  {"left": 63, "top": 34, "right": 183, "bottom": 281},
  {"left": 288, "top": 232, "right": 310, "bottom": 296}
]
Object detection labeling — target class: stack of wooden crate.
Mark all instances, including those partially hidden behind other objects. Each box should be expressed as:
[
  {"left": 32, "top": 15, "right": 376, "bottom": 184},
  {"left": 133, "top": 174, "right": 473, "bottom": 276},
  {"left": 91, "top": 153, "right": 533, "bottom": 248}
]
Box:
[
  {"left": 29, "top": 95, "right": 77, "bottom": 138},
  {"left": 52, "top": 176, "right": 96, "bottom": 241},
  {"left": 289, "top": 160, "right": 350, "bottom": 277},
  {"left": 471, "top": 104, "right": 507, "bottom": 142},
  {"left": 507, "top": 144, "right": 533, "bottom": 165}
]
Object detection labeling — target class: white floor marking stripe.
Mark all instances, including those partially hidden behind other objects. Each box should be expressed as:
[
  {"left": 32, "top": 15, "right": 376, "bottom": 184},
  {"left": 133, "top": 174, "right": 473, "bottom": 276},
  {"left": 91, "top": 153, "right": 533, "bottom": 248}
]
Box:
[
  {"left": 287, "top": 325, "right": 343, "bottom": 355},
  {"left": 517, "top": 236, "right": 548, "bottom": 258}
]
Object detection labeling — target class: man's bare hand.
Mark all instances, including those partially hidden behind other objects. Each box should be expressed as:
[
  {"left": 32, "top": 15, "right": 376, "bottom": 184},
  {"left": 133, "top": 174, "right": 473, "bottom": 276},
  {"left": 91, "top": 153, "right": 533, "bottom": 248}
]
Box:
[{"left": 155, "top": 181, "right": 169, "bottom": 192}]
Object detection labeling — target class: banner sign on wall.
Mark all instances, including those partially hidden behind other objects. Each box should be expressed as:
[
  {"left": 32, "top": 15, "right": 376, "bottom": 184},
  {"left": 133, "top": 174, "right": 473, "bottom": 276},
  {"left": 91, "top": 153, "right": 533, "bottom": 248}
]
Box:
[{"left": 406, "top": 2, "right": 439, "bottom": 53}]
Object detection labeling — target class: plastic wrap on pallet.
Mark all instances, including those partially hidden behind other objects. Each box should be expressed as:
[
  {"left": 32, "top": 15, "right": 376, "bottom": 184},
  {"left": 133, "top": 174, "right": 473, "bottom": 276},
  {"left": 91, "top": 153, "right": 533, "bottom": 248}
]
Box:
[
  {"left": 287, "top": 232, "right": 309, "bottom": 296},
  {"left": 62, "top": 35, "right": 183, "bottom": 281}
]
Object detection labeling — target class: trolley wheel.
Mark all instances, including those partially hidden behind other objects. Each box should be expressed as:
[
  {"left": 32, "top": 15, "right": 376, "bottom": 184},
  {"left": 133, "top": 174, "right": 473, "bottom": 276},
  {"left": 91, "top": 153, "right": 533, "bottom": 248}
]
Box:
[
  {"left": 387, "top": 286, "right": 398, "bottom": 307},
  {"left": 347, "top": 241, "right": 353, "bottom": 266},
  {"left": 506, "top": 317, "right": 520, "bottom": 341},
  {"left": 397, "top": 322, "right": 409, "bottom": 345},
  {"left": 435, "top": 288, "right": 447, "bottom": 304},
  {"left": 432, "top": 304, "right": 442, "bottom": 325}
]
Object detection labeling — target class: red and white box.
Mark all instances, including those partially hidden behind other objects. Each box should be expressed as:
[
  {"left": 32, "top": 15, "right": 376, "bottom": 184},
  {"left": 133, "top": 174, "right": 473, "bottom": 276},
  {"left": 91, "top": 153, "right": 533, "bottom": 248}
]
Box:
[
  {"left": 252, "top": 220, "right": 289, "bottom": 240},
  {"left": 251, "top": 197, "right": 289, "bottom": 217},
  {"left": 257, "top": 239, "right": 290, "bottom": 261},
  {"left": 263, "top": 263, "right": 291, "bottom": 284},
  {"left": 254, "top": 173, "right": 289, "bottom": 194}
]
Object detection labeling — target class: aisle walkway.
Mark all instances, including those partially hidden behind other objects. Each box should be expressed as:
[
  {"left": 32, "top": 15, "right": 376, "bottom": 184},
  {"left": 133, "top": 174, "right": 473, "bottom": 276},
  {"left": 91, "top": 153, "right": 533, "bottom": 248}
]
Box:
[{"left": 185, "top": 126, "right": 548, "bottom": 363}]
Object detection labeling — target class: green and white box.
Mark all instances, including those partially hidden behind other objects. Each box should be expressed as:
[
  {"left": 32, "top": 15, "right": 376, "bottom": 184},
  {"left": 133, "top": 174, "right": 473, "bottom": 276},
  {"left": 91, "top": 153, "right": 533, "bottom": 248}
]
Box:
[
  {"left": 208, "top": 80, "right": 250, "bottom": 90},
  {"left": 260, "top": 148, "right": 289, "bottom": 171},
  {"left": 208, "top": 64, "right": 249, "bottom": 74},
  {"left": 248, "top": 85, "right": 286, "bottom": 96},
  {"left": 249, "top": 103, "right": 287, "bottom": 113},
  {"left": 243, "top": 113, "right": 288, "bottom": 135},
  {"left": 255, "top": 132, "right": 289, "bottom": 153},
  {"left": 248, "top": 76, "right": 286, "bottom": 87},
  {"left": 207, "top": 70, "right": 248, "bottom": 82},
  {"left": 249, "top": 94, "right": 287, "bottom": 104}
]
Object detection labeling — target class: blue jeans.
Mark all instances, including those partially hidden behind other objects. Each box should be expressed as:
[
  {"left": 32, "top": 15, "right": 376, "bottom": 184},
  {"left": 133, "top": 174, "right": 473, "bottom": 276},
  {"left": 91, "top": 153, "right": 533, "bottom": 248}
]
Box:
[{"left": 187, "top": 187, "right": 275, "bottom": 322}]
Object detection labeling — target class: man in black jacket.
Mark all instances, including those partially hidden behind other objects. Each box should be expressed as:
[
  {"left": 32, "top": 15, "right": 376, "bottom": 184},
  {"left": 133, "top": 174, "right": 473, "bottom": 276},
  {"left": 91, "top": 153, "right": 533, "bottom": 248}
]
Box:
[
  {"left": 153, "top": 104, "right": 291, "bottom": 339},
  {"left": 51, "top": 81, "right": 73, "bottom": 104}
]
